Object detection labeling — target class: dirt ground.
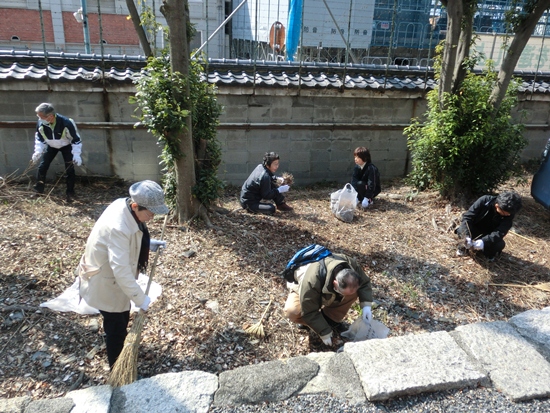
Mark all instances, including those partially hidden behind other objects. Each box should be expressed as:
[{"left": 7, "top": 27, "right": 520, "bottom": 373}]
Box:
[{"left": 0, "top": 172, "right": 549, "bottom": 400}]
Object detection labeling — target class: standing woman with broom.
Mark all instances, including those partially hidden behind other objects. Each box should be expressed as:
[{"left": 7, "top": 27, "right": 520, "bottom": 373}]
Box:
[{"left": 78, "top": 180, "right": 169, "bottom": 369}]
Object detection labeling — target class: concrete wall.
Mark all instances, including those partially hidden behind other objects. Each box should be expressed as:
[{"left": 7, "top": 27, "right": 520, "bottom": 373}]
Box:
[{"left": 1, "top": 79, "right": 549, "bottom": 188}]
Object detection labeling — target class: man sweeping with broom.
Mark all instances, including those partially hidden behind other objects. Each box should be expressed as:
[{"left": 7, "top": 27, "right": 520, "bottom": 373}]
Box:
[{"left": 78, "top": 180, "right": 169, "bottom": 370}]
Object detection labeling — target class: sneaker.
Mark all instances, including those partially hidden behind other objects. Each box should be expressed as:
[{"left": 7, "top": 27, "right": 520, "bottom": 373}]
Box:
[
  {"left": 456, "top": 246, "right": 468, "bottom": 257},
  {"left": 66, "top": 192, "right": 76, "bottom": 203},
  {"left": 277, "top": 203, "right": 293, "bottom": 212},
  {"left": 321, "top": 311, "right": 348, "bottom": 333},
  {"left": 33, "top": 181, "right": 45, "bottom": 194}
]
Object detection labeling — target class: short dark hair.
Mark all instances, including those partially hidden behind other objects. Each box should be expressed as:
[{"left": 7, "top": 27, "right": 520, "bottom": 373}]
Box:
[
  {"left": 335, "top": 268, "right": 360, "bottom": 290},
  {"left": 354, "top": 147, "right": 371, "bottom": 164},
  {"left": 496, "top": 191, "right": 522, "bottom": 215},
  {"left": 137, "top": 205, "right": 148, "bottom": 211},
  {"left": 263, "top": 152, "right": 280, "bottom": 167}
]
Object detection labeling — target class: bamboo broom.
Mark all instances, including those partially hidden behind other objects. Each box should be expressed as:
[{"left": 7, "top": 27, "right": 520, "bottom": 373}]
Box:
[
  {"left": 245, "top": 298, "right": 272, "bottom": 339},
  {"left": 108, "top": 215, "right": 168, "bottom": 387}
]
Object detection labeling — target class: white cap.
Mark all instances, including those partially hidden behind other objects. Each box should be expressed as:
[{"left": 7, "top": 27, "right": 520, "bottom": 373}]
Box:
[{"left": 129, "top": 180, "right": 169, "bottom": 215}]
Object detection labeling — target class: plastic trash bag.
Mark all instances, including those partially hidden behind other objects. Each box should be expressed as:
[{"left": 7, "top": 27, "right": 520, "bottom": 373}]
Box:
[
  {"left": 40, "top": 274, "right": 162, "bottom": 315},
  {"left": 341, "top": 318, "right": 389, "bottom": 342},
  {"left": 330, "top": 183, "right": 358, "bottom": 223}
]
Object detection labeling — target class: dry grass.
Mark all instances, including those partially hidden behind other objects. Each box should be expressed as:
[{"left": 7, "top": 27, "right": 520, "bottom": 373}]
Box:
[{"left": 0, "top": 171, "right": 548, "bottom": 399}]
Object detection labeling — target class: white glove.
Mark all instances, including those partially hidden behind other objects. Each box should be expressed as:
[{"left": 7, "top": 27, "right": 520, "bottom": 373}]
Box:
[
  {"left": 465, "top": 237, "right": 473, "bottom": 249},
  {"left": 72, "top": 154, "right": 82, "bottom": 166},
  {"left": 150, "top": 239, "right": 167, "bottom": 252},
  {"left": 473, "top": 239, "right": 484, "bottom": 250},
  {"left": 361, "top": 198, "right": 371, "bottom": 208},
  {"left": 32, "top": 141, "right": 47, "bottom": 163},
  {"left": 362, "top": 305, "right": 372, "bottom": 322},
  {"left": 71, "top": 143, "right": 82, "bottom": 166},
  {"left": 276, "top": 177, "right": 284, "bottom": 185},
  {"left": 32, "top": 151, "right": 43, "bottom": 164},
  {"left": 320, "top": 333, "right": 332, "bottom": 346},
  {"left": 140, "top": 296, "right": 151, "bottom": 311},
  {"left": 277, "top": 185, "right": 290, "bottom": 193}
]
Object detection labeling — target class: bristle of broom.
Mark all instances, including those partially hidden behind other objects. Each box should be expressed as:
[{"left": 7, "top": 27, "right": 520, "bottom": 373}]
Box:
[
  {"left": 107, "top": 312, "right": 146, "bottom": 387},
  {"left": 245, "top": 322, "right": 265, "bottom": 338}
]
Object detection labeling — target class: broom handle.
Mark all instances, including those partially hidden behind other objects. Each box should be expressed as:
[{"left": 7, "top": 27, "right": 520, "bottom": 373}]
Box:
[
  {"left": 259, "top": 298, "right": 272, "bottom": 322},
  {"left": 144, "top": 214, "right": 168, "bottom": 295}
]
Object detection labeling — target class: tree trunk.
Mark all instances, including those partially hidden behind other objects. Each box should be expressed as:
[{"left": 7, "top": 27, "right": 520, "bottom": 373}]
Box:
[
  {"left": 490, "top": 0, "right": 550, "bottom": 111},
  {"left": 451, "top": 1, "right": 476, "bottom": 94},
  {"left": 161, "top": 0, "right": 198, "bottom": 222},
  {"left": 438, "top": 0, "right": 463, "bottom": 107},
  {"left": 126, "top": 0, "right": 153, "bottom": 57}
]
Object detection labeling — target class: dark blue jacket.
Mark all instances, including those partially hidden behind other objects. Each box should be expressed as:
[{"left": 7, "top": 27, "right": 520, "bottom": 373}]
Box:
[
  {"left": 240, "top": 164, "right": 280, "bottom": 205},
  {"left": 35, "top": 114, "right": 81, "bottom": 149}
]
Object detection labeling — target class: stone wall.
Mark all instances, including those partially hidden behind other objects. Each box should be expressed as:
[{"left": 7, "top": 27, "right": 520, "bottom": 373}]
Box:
[{"left": 0, "top": 79, "right": 549, "bottom": 187}]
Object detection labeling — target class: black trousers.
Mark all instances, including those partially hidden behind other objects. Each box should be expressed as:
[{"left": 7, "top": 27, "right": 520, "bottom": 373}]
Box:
[
  {"left": 241, "top": 192, "right": 285, "bottom": 215},
  {"left": 352, "top": 180, "right": 367, "bottom": 202},
  {"left": 457, "top": 223, "right": 505, "bottom": 259},
  {"left": 36, "top": 145, "right": 75, "bottom": 194},
  {"left": 99, "top": 310, "right": 130, "bottom": 368}
]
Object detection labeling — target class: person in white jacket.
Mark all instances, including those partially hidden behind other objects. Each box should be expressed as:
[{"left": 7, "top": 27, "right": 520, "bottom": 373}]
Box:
[
  {"left": 31, "top": 103, "right": 83, "bottom": 201},
  {"left": 78, "top": 180, "right": 169, "bottom": 368}
]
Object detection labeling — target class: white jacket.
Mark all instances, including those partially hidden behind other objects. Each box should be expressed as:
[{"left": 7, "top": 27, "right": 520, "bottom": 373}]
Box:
[{"left": 79, "top": 198, "right": 147, "bottom": 312}]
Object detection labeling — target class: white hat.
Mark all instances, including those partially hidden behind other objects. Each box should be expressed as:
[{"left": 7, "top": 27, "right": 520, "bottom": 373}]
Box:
[{"left": 129, "top": 180, "right": 169, "bottom": 215}]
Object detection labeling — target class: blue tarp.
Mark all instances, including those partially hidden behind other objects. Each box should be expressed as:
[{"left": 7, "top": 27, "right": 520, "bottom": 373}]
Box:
[
  {"left": 531, "top": 137, "right": 550, "bottom": 210},
  {"left": 286, "top": 0, "right": 303, "bottom": 61}
]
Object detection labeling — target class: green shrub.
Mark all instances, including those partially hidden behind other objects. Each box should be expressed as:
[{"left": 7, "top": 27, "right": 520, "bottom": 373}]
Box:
[
  {"left": 405, "top": 62, "right": 526, "bottom": 200},
  {"left": 131, "top": 53, "right": 223, "bottom": 210}
]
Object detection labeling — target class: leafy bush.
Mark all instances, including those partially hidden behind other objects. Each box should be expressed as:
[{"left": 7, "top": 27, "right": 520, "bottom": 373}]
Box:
[
  {"left": 131, "top": 53, "right": 223, "bottom": 210},
  {"left": 405, "top": 61, "right": 526, "bottom": 200}
]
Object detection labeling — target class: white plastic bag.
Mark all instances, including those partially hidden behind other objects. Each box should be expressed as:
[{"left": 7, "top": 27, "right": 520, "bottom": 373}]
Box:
[
  {"left": 40, "top": 274, "right": 162, "bottom": 315},
  {"left": 330, "top": 183, "right": 357, "bottom": 223},
  {"left": 341, "top": 318, "right": 389, "bottom": 342}
]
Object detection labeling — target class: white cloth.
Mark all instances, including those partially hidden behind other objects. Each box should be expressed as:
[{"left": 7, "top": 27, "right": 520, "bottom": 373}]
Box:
[{"left": 40, "top": 274, "right": 162, "bottom": 315}]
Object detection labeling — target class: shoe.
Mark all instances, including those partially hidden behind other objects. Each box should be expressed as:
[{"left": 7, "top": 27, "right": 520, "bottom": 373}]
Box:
[
  {"left": 33, "top": 181, "right": 45, "bottom": 194},
  {"left": 297, "top": 324, "right": 309, "bottom": 330},
  {"left": 456, "top": 246, "right": 468, "bottom": 257},
  {"left": 66, "top": 192, "right": 76, "bottom": 203},
  {"left": 321, "top": 311, "right": 348, "bottom": 333},
  {"left": 277, "top": 203, "right": 293, "bottom": 212}
]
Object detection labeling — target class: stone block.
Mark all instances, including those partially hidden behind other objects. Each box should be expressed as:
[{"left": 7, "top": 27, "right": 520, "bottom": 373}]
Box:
[
  {"left": 213, "top": 356, "right": 319, "bottom": 406},
  {"left": 344, "top": 331, "right": 487, "bottom": 401},
  {"left": 453, "top": 321, "right": 550, "bottom": 401},
  {"left": 112, "top": 371, "right": 217, "bottom": 413},
  {"left": 509, "top": 307, "right": 550, "bottom": 360},
  {"left": 302, "top": 352, "right": 366, "bottom": 405}
]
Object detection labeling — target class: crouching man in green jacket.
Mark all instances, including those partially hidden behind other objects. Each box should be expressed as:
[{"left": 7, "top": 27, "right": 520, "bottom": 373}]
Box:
[{"left": 283, "top": 252, "right": 373, "bottom": 346}]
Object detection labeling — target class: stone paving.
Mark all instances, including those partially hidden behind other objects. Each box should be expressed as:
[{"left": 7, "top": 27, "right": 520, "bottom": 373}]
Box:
[{"left": 1, "top": 307, "right": 549, "bottom": 413}]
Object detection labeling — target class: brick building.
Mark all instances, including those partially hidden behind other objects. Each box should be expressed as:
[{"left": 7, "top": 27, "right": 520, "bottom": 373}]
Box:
[{"left": 0, "top": 0, "right": 225, "bottom": 57}]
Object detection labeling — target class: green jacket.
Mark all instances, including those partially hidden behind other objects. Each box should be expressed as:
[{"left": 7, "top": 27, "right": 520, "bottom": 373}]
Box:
[{"left": 294, "top": 253, "right": 373, "bottom": 337}]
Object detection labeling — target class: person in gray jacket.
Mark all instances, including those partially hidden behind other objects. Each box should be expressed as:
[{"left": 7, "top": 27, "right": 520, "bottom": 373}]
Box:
[
  {"left": 78, "top": 180, "right": 168, "bottom": 368},
  {"left": 283, "top": 252, "right": 373, "bottom": 346},
  {"left": 240, "top": 152, "right": 293, "bottom": 214}
]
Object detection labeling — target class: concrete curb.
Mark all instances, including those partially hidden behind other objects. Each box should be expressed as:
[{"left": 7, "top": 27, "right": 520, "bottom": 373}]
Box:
[{"left": 1, "top": 307, "right": 549, "bottom": 412}]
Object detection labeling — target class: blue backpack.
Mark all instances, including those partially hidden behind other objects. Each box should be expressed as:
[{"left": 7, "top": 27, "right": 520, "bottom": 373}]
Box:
[{"left": 282, "top": 244, "right": 332, "bottom": 283}]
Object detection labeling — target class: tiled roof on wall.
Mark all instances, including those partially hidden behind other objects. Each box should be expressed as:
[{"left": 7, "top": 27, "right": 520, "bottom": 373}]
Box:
[{"left": 0, "top": 51, "right": 550, "bottom": 93}]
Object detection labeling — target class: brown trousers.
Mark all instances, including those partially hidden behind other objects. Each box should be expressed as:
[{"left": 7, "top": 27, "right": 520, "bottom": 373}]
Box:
[{"left": 284, "top": 291, "right": 358, "bottom": 325}]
